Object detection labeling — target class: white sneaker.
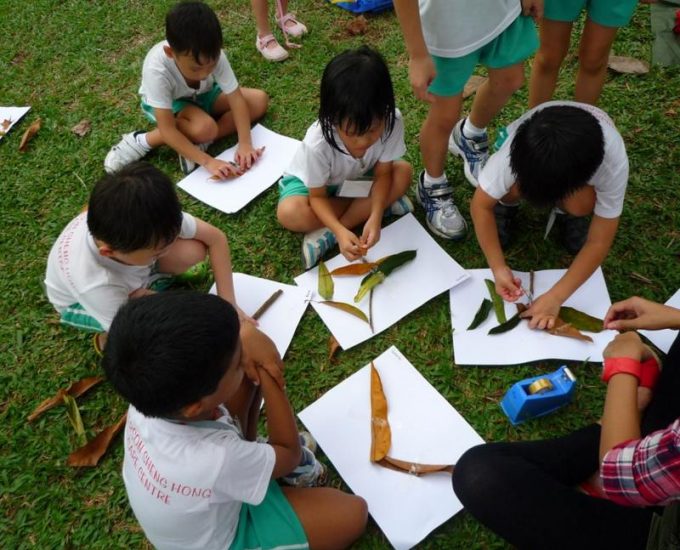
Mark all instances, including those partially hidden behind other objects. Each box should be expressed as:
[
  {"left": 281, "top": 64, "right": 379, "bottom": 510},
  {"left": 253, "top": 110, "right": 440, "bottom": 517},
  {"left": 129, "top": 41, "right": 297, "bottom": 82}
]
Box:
[
  {"left": 301, "top": 227, "right": 337, "bottom": 269},
  {"left": 448, "top": 118, "right": 489, "bottom": 187},
  {"left": 385, "top": 195, "right": 414, "bottom": 217},
  {"left": 416, "top": 171, "right": 467, "bottom": 240},
  {"left": 178, "top": 142, "right": 211, "bottom": 175},
  {"left": 104, "top": 132, "right": 149, "bottom": 174}
]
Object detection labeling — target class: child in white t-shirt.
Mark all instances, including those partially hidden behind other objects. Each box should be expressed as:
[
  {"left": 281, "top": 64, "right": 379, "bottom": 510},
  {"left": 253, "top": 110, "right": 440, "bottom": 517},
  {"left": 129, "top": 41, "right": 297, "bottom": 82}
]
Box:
[
  {"left": 104, "top": 1, "right": 269, "bottom": 178},
  {"left": 471, "top": 101, "right": 628, "bottom": 330},
  {"left": 104, "top": 292, "right": 367, "bottom": 550},
  {"left": 45, "top": 162, "right": 243, "bottom": 352},
  {"left": 277, "top": 46, "right": 413, "bottom": 269}
]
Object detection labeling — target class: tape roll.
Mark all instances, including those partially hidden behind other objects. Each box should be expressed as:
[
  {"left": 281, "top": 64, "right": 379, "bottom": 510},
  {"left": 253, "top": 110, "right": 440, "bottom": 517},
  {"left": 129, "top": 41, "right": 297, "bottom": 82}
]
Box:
[{"left": 528, "top": 378, "right": 554, "bottom": 395}]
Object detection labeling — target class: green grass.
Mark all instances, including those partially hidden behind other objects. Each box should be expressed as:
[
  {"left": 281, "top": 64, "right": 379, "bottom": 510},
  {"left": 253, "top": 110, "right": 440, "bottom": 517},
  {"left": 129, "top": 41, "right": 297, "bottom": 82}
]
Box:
[{"left": 1, "top": 1, "right": 679, "bottom": 548}]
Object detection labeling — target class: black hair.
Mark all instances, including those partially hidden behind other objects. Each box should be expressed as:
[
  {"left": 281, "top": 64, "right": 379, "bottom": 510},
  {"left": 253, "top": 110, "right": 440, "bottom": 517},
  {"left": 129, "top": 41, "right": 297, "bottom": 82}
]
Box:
[
  {"left": 165, "top": 1, "right": 223, "bottom": 62},
  {"left": 87, "top": 161, "right": 183, "bottom": 253},
  {"left": 103, "top": 291, "right": 240, "bottom": 417},
  {"left": 319, "top": 46, "right": 396, "bottom": 153},
  {"left": 510, "top": 105, "right": 605, "bottom": 207}
]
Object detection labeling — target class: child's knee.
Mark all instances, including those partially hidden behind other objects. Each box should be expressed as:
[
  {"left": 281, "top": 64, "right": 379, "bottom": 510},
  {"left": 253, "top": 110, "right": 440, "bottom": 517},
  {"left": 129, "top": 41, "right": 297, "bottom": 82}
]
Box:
[
  {"left": 245, "top": 88, "right": 269, "bottom": 121},
  {"left": 188, "top": 116, "right": 219, "bottom": 143},
  {"left": 276, "top": 197, "right": 306, "bottom": 229},
  {"left": 535, "top": 47, "right": 567, "bottom": 72},
  {"left": 578, "top": 51, "right": 609, "bottom": 75},
  {"left": 344, "top": 494, "right": 368, "bottom": 539},
  {"left": 392, "top": 161, "right": 414, "bottom": 193},
  {"left": 492, "top": 68, "right": 525, "bottom": 95}
]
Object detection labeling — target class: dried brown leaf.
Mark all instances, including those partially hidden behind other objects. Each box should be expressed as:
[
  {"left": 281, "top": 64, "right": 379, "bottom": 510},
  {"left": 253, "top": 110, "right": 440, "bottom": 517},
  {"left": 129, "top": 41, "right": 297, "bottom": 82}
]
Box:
[
  {"left": 1, "top": 119, "right": 11, "bottom": 132},
  {"left": 378, "top": 456, "right": 454, "bottom": 476},
  {"left": 608, "top": 55, "right": 649, "bottom": 75},
  {"left": 318, "top": 300, "right": 369, "bottom": 324},
  {"left": 462, "top": 75, "right": 487, "bottom": 99},
  {"left": 370, "top": 363, "right": 391, "bottom": 462},
  {"left": 71, "top": 119, "right": 91, "bottom": 137},
  {"left": 549, "top": 319, "right": 593, "bottom": 342},
  {"left": 346, "top": 15, "right": 368, "bottom": 36},
  {"left": 328, "top": 335, "right": 340, "bottom": 362},
  {"left": 329, "top": 262, "right": 378, "bottom": 276},
  {"left": 68, "top": 413, "right": 127, "bottom": 467},
  {"left": 19, "top": 117, "right": 41, "bottom": 152},
  {"left": 630, "top": 272, "right": 654, "bottom": 285},
  {"left": 29, "top": 376, "right": 104, "bottom": 422}
]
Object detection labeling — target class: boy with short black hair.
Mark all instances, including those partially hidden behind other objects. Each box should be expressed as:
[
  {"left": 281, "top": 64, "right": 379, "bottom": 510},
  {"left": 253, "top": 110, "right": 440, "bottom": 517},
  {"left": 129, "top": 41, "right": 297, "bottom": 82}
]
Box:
[
  {"left": 44, "top": 161, "right": 241, "bottom": 348},
  {"left": 104, "top": 292, "right": 368, "bottom": 550},
  {"left": 471, "top": 101, "right": 628, "bottom": 330},
  {"left": 105, "top": 1, "right": 269, "bottom": 178}
]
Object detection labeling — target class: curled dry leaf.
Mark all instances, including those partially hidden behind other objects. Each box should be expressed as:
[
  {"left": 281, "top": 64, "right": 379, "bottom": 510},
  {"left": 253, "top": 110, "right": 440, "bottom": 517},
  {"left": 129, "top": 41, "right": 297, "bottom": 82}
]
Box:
[
  {"left": 346, "top": 15, "right": 368, "bottom": 36},
  {"left": 19, "top": 117, "right": 41, "bottom": 152},
  {"left": 68, "top": 413, "right": 127, "bottom": 467},
  {"left": 370, "top": 363, "right": 391, "bottom": 462},
  {"left": 378, "top": 456, "right": 454, "bottom": 476},
  {"left": 318, "top": 261, "right": 334, "bottom": 300},
  {"left": 318, "top": 300, "right": 369, "bottom": 324},
  {"left": 71, "top": 119, "right": 92, "bottom": 137},
  {"left": 329, "top": 262, "right": 378, "bottom": 276},
  {"left": 462, "top": 75, "right": 487, "bottom": 99},
  {"left": 29, "top": 376, "right": 104, "bottom": 422},
  {"left": 328, "top": 335, "right": 340, "bottom": 362},
  {"left": 608, "top": 55, "right": 650, "bottom": 75}
]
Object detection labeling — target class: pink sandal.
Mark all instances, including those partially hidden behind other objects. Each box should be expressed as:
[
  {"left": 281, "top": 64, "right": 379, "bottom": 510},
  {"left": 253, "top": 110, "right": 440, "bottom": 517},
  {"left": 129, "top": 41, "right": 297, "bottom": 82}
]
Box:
[
  {"left": 277, "top": 12, "right": 307, "bottom": 38},
  {"left": 255, "top": 34, "right": 288, "bottom": 62}
]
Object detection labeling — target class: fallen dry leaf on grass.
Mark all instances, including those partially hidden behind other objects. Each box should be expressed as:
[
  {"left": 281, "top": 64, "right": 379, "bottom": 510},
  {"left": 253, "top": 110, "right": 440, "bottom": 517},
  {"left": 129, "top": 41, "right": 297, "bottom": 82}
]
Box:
[
  {"left": 328, "top": 335, "right": 340, "bottom": 362},
  {"left": 29, "top": 376, "right": 104, "bottom": 422},
  {"left": 71, "top": 119, "right": 91, "bottom": 137},
  {"left": 68, "top": 413, "right": 127, "bottom": 467},
  {"left": 346, "top": 15, "right": 368, "bottom": 36},
  {"left": 0, "top": 119, "right": 11, "bottom": 135},
  {"left": 19, "top": 117, "right": 41, "bottom": 151},
  {"left": 608, "top": 55, "right": 649, "bottom": 75},
  {"left": 463, "top": 75, "right": 487, "bottom": 99}
]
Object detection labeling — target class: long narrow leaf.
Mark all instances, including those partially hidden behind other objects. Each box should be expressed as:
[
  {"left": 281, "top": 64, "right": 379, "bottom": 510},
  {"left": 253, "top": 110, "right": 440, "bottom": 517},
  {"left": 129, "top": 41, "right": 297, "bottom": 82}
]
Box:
[
  {"left": 68, "top": 413, "right": 127, "bottom": 467},
  {"left": 485, "top": 279, "right": 506, "bottom": 323},
  {"left": 488, "top": 312, "right": 521, "bottom": 335},
  {"left": 330, "top": 263, "right": 378, "bottom": 276},
  {"left": 29, "top": 376, "right": 104, "bottom": 422},
  {"left": 318, "top": 300, "right": 369, "bottom": 324},
  {"left": 467, "top": 299, "right": 493, "bottom": 330},
  {"left": 318, "top": 261, "right": 334, "bottom": 300},
  {"left": 354, "top": 272, "right": 385, "bottom": 303},
  {"left": 558, "top": 307, "right": 603, "bottom": 333},
  {"left": 62, "top": 393, "right": 87, "bottom": 447}
]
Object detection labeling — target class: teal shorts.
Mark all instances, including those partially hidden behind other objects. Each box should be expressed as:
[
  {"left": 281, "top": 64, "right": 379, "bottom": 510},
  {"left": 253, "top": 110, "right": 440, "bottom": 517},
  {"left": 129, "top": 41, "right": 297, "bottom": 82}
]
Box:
[
  {"left": 277, "top": 175, "right": 347, "bottom": 202},
  {"left": 544, "top": 0, "right": 638, "bottom": 28},
  {"left": 229, "top": 480, "right": 308, "bottom": 550},
  {"left": 429, "top": 15, "right": 539, "bottom": 97},
  {"left": 60, "top": 303, "right": 104, "bottom": 333},
  {"left": 141, "top": 83, "right": 223, "bottom": 123}
]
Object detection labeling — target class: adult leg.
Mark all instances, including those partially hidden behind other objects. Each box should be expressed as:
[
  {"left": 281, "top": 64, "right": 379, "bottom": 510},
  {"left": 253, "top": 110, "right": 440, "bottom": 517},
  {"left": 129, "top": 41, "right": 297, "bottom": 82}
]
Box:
[
  {"left": 574, "top": 19, "right": 619, "bottom": 105},
  {"left": 468, "top": 61, "right": 525, "bottom": 129},
  {"left": 211, "top": 88, "right": 269, "bottom": 139},
  {"left": 281, "top": 487, "right": 367, "bottom": 549},
  {"left": 420, "top": 95, "right": 462, "bottom": 179},
  {"left": 453, "top": 425, "right": 653, "bottom": 549},
  {"left": 528, "top": 19, "right": 574, "bottom": 107}
]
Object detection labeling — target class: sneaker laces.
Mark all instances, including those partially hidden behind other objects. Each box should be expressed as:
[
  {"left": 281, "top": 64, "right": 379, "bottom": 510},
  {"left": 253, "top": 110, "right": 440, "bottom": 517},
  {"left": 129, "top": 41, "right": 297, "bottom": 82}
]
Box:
[{"left": 425, "top": 182, "right": 458, "bottom": 218}]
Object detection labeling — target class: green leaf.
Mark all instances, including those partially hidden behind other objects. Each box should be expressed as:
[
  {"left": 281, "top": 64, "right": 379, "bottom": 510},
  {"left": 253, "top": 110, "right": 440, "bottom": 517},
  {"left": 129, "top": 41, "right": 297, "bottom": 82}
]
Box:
[
  {"left": 318, "top": 300, "right": 369, "bottom": 324},
  {"left": 488, "top": 312, "right": 521, "bottom": 335},
  {"left": 355, "top": 272, "right": 385, "bottom": 303},
  {"left": 318, "top": 261, "right": 334, "bottom": 300},
  {"left": 485, "top": 279, "right": 506, "bottom": 323},
  {"left": 558, "top": 307, "right": 603, "bottom": 332},
  {"left": 467, "top": 299, "right": 493, "bottom": 330},
  {"left": 373, "top": 250, "right": 417, "bottom": 278},
  {"left": 62, "top": 393, "right": 87, "bottom": 447}
]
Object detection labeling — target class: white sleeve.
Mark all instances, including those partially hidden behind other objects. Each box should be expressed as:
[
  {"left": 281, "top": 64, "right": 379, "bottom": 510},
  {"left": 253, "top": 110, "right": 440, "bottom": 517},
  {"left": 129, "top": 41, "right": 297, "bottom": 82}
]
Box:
[
  {"left": 478, "top": 145, "right": 514, "bottom": 200},
  {"left": 212, "top": 439, "right": 276, "bottom": 505},
  {"left": 213, "top": 51, "right": 239, "bottom": 95},
  {"left": 286, "top": 141, "right": 331, "bottom": 189},
  {"left": 377, "top": 112, "right": 407, "bottom": 162},
  {"left": 141, "top": 66, "right": 175, "bottom": 110},
  {"left": 75, "top": 285, "right": 129, "bottom": 331},
  {"left": 593, "top": 136, "right": 628, "bottom": 219},
  {"left": 179, "top": 212, "right": 197, "bottom": 239}
]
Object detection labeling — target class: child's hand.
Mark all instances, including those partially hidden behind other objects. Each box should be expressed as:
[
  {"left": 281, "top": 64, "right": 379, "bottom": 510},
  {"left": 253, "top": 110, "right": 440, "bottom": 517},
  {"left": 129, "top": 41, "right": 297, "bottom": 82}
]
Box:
[
  {"left": 205, "top": 158, "right": 242, "bottom": 180},
  {"left": 604, "top": 296, "right": 680, "bottom": 331},
  {"left": 129, "top": 288, "right": 156, "bottom": 299},
  {"left": 603, "top": 331, "right": 645, "bottom": 362},
  {"left": 338, "top": 228, "right": 365, "bottom": 261},
  {"left": 361, "top": 216, "right": 381, "bottom": 250},
  {"left": 240, "top": 322, "right": 285, "bottom": 389},
  {"left": 408, "top": 55, "right": 436, "bottom": 103},
  {"left": 235, "top": 144, "right": 264, "bottom": 172},
  {"left": 520, "top": 0, "right": 543, "bottom": 21},
  {"left": 521, "top": 292, "right": 562, "bottom": 330},
  {"left": 492, "top": 266, "right": 522, "bottom": 302}
]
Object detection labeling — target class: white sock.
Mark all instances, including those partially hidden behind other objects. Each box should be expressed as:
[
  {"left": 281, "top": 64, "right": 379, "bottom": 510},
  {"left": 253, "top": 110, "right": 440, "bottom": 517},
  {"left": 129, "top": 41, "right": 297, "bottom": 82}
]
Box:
[
  {"left": 462, "top": 118, "right": 486, "bottom": 138},
  {"left": 134, "top": 132, "right": 152, "bottom": 151},
  {"left": 499, "top": 200, "right": 520, "bottom": 207},
  {"left": 423, "top": 171, "right": 447, "bottom": 186}
]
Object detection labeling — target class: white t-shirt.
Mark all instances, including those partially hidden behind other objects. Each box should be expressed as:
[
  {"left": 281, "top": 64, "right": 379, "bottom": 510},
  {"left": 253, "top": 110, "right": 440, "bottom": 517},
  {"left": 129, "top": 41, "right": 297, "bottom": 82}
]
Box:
[
  {"left": 479, "top": 101, "right": 629, "bottom": 219},
  {"left": 284, "top": 110, "right": 406, "bottom": 188},
  {"left": 139, "top": 41, "right": 239, "bottom": 109},
  {"left": 123, "top": 405, "right": 275, "bottom": 550},
  {"left": 418, "top": 0, "right": 521, "bottom": 58},
  {"left": 44, "top": 211, "right": 197, "bottom": 331}
]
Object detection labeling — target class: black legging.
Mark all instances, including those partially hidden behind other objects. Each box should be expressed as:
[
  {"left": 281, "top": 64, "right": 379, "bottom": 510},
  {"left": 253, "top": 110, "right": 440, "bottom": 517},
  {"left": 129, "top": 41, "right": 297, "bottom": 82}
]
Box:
[{"left": 452, "top": 335, "right": 680, "bottom": 550}]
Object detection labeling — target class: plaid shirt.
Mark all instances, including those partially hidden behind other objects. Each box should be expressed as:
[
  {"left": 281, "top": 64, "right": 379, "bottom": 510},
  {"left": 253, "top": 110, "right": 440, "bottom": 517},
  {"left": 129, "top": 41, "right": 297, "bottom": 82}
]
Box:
[{"left": 601, "top": 418, "right": 680, "bottom": 506}]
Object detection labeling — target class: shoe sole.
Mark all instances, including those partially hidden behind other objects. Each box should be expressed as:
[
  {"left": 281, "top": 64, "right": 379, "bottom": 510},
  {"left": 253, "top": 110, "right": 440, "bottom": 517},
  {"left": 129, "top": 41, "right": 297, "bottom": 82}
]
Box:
[
  {"left": 414, "top": 188, "right": 467, "bottom": 241},
  {"left": 447, "top": 135, "right": 480, "bottom": 188}
]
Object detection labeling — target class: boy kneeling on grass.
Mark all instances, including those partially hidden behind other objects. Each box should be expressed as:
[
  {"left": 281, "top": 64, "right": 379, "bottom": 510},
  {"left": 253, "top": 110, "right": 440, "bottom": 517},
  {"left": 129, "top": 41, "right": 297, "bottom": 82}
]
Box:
[{"left": 104, "top": 292, "right": 368, "bottom": 550}]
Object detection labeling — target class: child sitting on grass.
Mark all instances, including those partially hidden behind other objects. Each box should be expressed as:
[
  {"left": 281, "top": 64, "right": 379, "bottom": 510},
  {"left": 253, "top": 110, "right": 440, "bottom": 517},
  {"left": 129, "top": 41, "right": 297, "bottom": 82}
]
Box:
[
  {"left": 44, "top": 161, "right": 244, "bottom": 352},
  {"left": 104, "top": 292, "right": 368, "bottom": 550},
  {"left": 277, "top": 46, "right": 413, "bottom": 269},
  {"left": 470, "top": 101, "right": 628, "bottom": 330},
  {"left": 105, "top": 1, "right": 268, "bottom": 178}
]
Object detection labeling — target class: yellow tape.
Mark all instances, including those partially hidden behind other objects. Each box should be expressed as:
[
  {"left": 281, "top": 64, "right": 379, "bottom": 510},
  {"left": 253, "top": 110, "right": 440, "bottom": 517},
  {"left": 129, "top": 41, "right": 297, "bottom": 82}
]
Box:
[{"left": 528, "top": 378, "right": 554, "bottom": 395}]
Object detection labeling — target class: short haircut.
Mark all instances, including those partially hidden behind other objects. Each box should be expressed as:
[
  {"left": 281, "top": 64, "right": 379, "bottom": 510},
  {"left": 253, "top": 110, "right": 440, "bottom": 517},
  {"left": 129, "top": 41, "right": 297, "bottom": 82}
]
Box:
[
  {"left": 510, "top": 106, "right": 605, "bottom": 207},
  {"left": 165, "top": 1, "right": 223, "bottom": 62},
  {"left": 87, "top": 161, "right": 183, "bottom": 253},
  {"left": 103, "top": 292, "right": 240, "bottom": 417},
  {"left": 319, "top": 46, "right": 396, "bottom": 154}
]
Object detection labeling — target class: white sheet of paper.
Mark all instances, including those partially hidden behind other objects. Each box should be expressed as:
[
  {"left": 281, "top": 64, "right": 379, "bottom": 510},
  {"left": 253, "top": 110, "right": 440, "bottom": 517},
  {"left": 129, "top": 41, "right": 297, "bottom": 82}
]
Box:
[
  {"left": 0, "top": 106, "right": 31, "bottom": 141},
  {"left": 294, "top": 214, "right": 469, "bottom": 350},
  {"left": 337, "top": 178, "right": 373, "bottom": 198},
  {"left": 177, "top": 124, "right": 300, "bottom": 214},
  {"left": 450, "top": 268, "right": 617, "bottom": 365},
  {"left": 298, "top": 346, "right": 484, "bottom": 550},
  {"left": 639, "top": 289, "right": 680, "bottom": 353},
  {"left": 209, "top": 273, "right": 310, "bottom": 357}
]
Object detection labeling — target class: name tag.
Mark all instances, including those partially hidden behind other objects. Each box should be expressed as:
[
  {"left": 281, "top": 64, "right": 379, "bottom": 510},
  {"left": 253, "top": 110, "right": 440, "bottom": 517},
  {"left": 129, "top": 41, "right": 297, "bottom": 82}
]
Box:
[{"left": 336, "top": 177, "right": 373, "bottom": 198}]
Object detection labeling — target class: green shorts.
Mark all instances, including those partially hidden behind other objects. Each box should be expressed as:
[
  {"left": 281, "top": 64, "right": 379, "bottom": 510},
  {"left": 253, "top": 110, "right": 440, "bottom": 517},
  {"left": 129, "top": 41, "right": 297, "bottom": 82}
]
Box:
[
  {"left": 429, "top": 15, "right": 539, "bottom": 97},
  {"left": 544, "top": 0, "right": 638, "bottom": 28},
  {"left": 60, "top": 303, "right": 104, "bottom": 333},
  {"left": 229, "top": 480, "right": 308, "bottom": 550},
  {"left": 141, "top": 83, "right": 223, "bottom": 123},
  {"left": 277, "top": 175, "right": 340, "bottom": 202}
]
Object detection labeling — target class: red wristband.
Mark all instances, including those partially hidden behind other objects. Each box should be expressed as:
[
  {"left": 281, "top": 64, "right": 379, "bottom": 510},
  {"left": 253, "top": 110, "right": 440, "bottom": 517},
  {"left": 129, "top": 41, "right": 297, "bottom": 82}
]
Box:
[
  {"left": 639, "top": 357, "right": 661, "bottom": 390},
  {"left": 602, "top": 357, "right": 642, "bottom": 383}
]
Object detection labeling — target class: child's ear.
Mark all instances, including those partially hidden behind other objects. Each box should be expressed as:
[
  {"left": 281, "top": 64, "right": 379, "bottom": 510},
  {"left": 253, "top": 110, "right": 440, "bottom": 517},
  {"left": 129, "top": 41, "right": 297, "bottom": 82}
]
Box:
[
  {"left": 163, "top": 45, "right": 175, "bottom": 60},
  {"left": 98, "top": 244, "right": 115, "bottom": 258},
  {"left": 180, "top": 399, "right": 206, "bottom": 420}
]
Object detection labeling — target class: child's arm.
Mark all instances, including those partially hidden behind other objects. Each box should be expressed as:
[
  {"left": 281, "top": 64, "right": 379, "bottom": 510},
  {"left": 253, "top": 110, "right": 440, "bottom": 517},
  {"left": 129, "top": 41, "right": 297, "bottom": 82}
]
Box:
[
  {"left": 360, "top": 161, "right": 391, "bottom": 250},
  {"left": 523, "top": 215, "right": 619, "bottom": 329},
  {"left": 193, "top": 218, "right": 237, "bottom": 307},
  {"left": 154, "top": 108, "right": 239, "bottom": 179},
  {"left": 470, "top": 187, "right": 523, "bottom": 301},
  {"left": 604, "top": 297, "right": 680, "bottom": 331},
  {"left": 258, "top": 366, "right": 302, "bottom": 478},
  {"left": 309, "top": 187, "right": 364, "bottom": 261},
  {"left": 392, "top": 0, "right": 436, "bottom": 102},
  {"left": 224, "top": 88, "right": 263, "bottom": 172}
]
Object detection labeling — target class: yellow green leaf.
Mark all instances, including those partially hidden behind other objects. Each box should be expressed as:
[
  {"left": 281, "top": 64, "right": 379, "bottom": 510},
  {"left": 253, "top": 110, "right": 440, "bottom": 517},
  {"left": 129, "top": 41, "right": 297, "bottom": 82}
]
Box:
[
  {"left": 319, "top": 300, "right": 369, "bottom": 324},
  {"left": 318, "top": 261, "right": 334, "bottom": 300},
  {"left": 62, "top": 393, "right": 87, "bottom": 447}
]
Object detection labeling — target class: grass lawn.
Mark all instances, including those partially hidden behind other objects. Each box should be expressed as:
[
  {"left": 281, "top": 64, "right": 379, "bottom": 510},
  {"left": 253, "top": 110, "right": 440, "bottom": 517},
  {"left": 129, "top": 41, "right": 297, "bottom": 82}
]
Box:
[{"left": 1, "top": 1, "right": 679, "bottom": 548}]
